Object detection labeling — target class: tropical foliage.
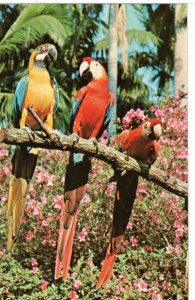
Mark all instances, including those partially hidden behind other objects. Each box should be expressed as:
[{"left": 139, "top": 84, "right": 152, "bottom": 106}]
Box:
[{"left": 0, "top": 4, "right": 180, "bottom": 133}]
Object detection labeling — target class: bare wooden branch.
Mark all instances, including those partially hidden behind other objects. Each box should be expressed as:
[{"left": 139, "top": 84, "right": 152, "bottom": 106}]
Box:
[{"left": 0, "top": 127, "right": 188, "bottom": 200}]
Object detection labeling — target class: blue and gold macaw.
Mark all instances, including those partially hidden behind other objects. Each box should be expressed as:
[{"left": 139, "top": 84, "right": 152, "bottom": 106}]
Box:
[{"left": 7, "top": 43, "right": 59, "bottom": 250}]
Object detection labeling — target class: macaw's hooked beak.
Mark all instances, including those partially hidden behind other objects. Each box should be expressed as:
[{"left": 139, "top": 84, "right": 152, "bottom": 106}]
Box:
[
  {"left": 35, "top": 43, "right": 58, "bottom": 65},
  {"left": 47, "top": 45, "right": 58, "bottom": 62},
  {"left": 149, "top": 124, "right": 162, "bottom": 140},
  {"left": 79, "top": 60, "right": 93, "bottom": 85}
]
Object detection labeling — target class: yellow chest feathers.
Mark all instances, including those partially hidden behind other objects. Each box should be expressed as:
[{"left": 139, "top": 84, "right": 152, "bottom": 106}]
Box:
[{"left": 23, "top": 68, "right": 55, "bottom": 127}]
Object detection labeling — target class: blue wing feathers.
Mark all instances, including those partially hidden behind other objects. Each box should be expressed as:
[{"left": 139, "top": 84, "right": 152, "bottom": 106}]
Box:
[
  {"left": 97, "top": 103, "right": 113, "bottom": 139},
  {"left": 13, "top": 75, "right": 28, "bottom": 128},
  {"left": 69, "top": 99, "right": 81, "bottom": 134},
  {"left": 52, "top": 76, "right": 60, "bottom": 113}
]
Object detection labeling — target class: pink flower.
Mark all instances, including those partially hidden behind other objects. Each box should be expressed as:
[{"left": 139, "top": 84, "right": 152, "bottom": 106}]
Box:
[
  {"left": 49, "top": 239, "right": 56, "bottom": 248},
  {"left": 166, "top": 244, "right": 174, "bottom": 255},
  {"left": 30, "top": 257, "right": 38, "bottom": 267},
  {"left": 32, "top": 267, "right": 39, "bottom": 274},
  {"left": 116, "top": 284, "right": 124, "bottom": 295},
  {"left": 33, "top": 206, "right": 41, "bottom": 217},
  {"left": 162, "top": 281, "right": 169, "bottom": 290},
  {"left": 53, "top": 195, "right": 63, "bottom": 210},
  {"left": 3, "top": 289, "right": 9, "bottom": 295},
  {"left": 25, "top": 231, "right": 33, "bottom": 242},
  {"left": 69, "top": 291, "right": 78, "bottom": 300},
  {"left": 152, "top": 293, "right": 163, "bottom": 300},
  {"left": 0, "top": 148, "right": 9, "bottom": 158},
  {"left": 137, "top": 183, "right": 147, "bottom": 194},
  {"left": 73, "top": 279, "right": 81, "bottom": 290},
  {"left": 176, "top": 269, "right": 182, "bottom": 277},
  {"left": 130, "top": 235, "right": 139, "bottom": 247},
  {"left": 42, "top": 218, "right": 51, "bottom": 226},
  {"left": 144, "top": 245, "right": 153, "bottom": 252},
  {"left": 71, "top": 272, "right": 77, "bottom": 280},
  {"left": 137, "top": 279, "right": 147, "bottom": 292},
  {"left": 123, "top": 240, "right": 129, "bottom": 247},
  {"left": 174, "top": 220, "right": 184, "bottom": 229},
  {"left": 87, "top": 258, "right": 93, "bottom": 266},
  {"left": 41, "top": 280, "right": 49, "bottom": 291},
  {"left": 148, "top": 287, "right": 158, "bottom": 297},
  {"left": 159, "top": 273, "right": 164, "bottom": 281},
  {"left": 78, "top": 227, "right": 88, "bottom": 242},
  {"left": 175, "top": 245, "right": 182, "bottom": 254},
  {"left": 176, "top": 228, "right": 184, "bottom": 238},
  {"left": 81, "top": 194, "right": 91, "bottom": 204},
  {"left": 150, "top": 105, "right": 156, "bottom": 112}
]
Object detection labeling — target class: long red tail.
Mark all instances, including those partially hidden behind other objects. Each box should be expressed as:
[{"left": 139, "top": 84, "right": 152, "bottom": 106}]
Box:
[
  {"left": 62, "top": 210, "right": 78, "bottom": 280},
  {"left": 96, "top": 247, "right": 117, "bottom": 288},
  {"left": 55, "top": 186, "right": 85, "bottom": 280}
]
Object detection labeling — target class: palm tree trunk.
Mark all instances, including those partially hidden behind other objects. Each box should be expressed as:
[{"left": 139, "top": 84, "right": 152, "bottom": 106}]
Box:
[
  {"left": 174, "top": 4, "right": 188, "bottom": 101},
  {"left": 108, "top": 4, "right": 118, "bottom": 136}
]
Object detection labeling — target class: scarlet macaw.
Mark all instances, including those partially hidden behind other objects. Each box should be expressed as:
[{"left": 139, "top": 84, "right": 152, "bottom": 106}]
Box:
[
  {"left": 55, "top": 57, "right": 114, "bottom": 280},
  {"left": 96, "top": 118, "right": 162, "bottom": 288},
  {"left": 7, "top": 43, "right": 59, "bottom": 250}
]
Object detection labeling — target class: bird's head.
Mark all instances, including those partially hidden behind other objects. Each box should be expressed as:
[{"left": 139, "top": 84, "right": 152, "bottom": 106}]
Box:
[
  {"left": 29, "top": 43, "right": 58, "bottom": 69},
  {"left": 142, "top": 118, "right": 162, "bottom": 140},
  {"left": 79, "top": 57, "right": 108, "bottom": 85}
]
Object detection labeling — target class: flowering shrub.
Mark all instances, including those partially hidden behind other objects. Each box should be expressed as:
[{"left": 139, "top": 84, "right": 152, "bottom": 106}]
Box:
[{"left": 0, "top": 96, "right": 187, "bottom": 299}]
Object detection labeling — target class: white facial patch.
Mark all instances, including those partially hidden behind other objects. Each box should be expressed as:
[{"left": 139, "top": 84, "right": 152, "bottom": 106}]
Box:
[
  {"left": 79, "top": 61, "right": 89, "bottom": 77},
  {"left": 153, "top": 124, "right": 162, "bottom": 138},
  {"left": 35, "top": 52, "right": 48, "bottom": 61},
  {"left": 90, "top": 61, "right": 103, "bottom": 79},
  {"left": 142, "top": 121, "right": 151, "bottom": 139}
]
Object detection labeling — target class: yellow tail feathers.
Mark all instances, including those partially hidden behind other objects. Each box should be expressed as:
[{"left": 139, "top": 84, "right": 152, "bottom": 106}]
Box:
[{"left": 7, "top": 176, "right": 28, "bottom": 251}]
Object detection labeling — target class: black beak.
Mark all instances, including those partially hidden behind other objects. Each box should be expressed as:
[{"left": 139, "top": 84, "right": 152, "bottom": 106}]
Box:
[
  {"left": 48, "top": 46, "right": 58, "bottom": 62},
  {"left": 81, "top": 68, "right": 93, "bottom": 85},
  {"left": 148, "top": 127, "right": 159, "bottom": 141}
]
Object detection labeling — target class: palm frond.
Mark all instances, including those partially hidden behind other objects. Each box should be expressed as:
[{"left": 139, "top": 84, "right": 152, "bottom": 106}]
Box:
[
  {"left": 0, "top": 4, "right": 72, "bottom": 56},
  {"left": 126, "top": 29, "right": 161, "bottom": 46},
  {"left": 0, "top": 92, "right": 14, "bottom": 127}
]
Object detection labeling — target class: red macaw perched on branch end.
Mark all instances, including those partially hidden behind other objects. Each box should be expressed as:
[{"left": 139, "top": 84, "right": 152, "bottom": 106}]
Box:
[
  {"left": 96, "top": 118, "right": 162, "bottom": 288},
  {"left": 55, "top": 57, "right": 114, "bottom": 281},
  {"left": 7, "top": 44, "right": 59, "bottom": 251}
]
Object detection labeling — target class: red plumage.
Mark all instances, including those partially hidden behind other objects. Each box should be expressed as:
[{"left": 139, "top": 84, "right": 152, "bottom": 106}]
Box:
[
  {"left": 55, "top": 58, "right": 113, "bottom": 281},
  {"left": 96, "top": 118, "right": 162, "bottom": 288}
]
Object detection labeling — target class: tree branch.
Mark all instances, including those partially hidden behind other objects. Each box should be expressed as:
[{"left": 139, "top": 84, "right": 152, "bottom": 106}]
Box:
[{"left": 0, "top": 127, "right": 188, "bottom": 200}]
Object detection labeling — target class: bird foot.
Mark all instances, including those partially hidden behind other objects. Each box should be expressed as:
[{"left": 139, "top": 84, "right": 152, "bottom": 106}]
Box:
[
  {"left": 50, "top": 129, "right": 64, "bottom": 147},
  {"left": 22, "top": 126, "right": 36, "bottom": 142},
  {"left": 70, "top": 133, "right": 80, "bottom": 146}
]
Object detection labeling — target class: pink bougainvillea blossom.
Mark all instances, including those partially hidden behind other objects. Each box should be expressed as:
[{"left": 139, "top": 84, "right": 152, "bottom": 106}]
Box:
[
  {"left": 69, "top": 291, "right": 78, "bottom": 300},
  {"left": 41, "top": 280, "right": 49, "bottom": 291},
  {"left": 78, "top": 227, "right": 88, "bottom": 242},
  {"left": 73, "top": 279, "right": 82, "bottom": 290},
  {"left": 30, "top": 257, "right": 38, "bottom": 267},
  {"left": 53, "top": 194, "right": 63, "bottom": 209},
  {"left": 137, "top": 279, "right": 148, "bottom": 292},
  {"left": 166, "top": 244, "right": 175, "bottom": 255},
  {"left": 130, "top": 235, "right": 139, "bottom": 247}
]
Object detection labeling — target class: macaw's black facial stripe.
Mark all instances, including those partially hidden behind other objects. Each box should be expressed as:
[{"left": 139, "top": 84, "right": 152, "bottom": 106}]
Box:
[
  {"left": 148, "top": 127, "right": 158, "bottom": 140},
  {"left": 81, "top": 69, "right": 93, "bottom": 86}
]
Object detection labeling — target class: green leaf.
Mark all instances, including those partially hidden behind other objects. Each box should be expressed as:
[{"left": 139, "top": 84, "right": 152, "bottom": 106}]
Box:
[{"left": 0, "top": 4, "right": 72, "bottom": 56}]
